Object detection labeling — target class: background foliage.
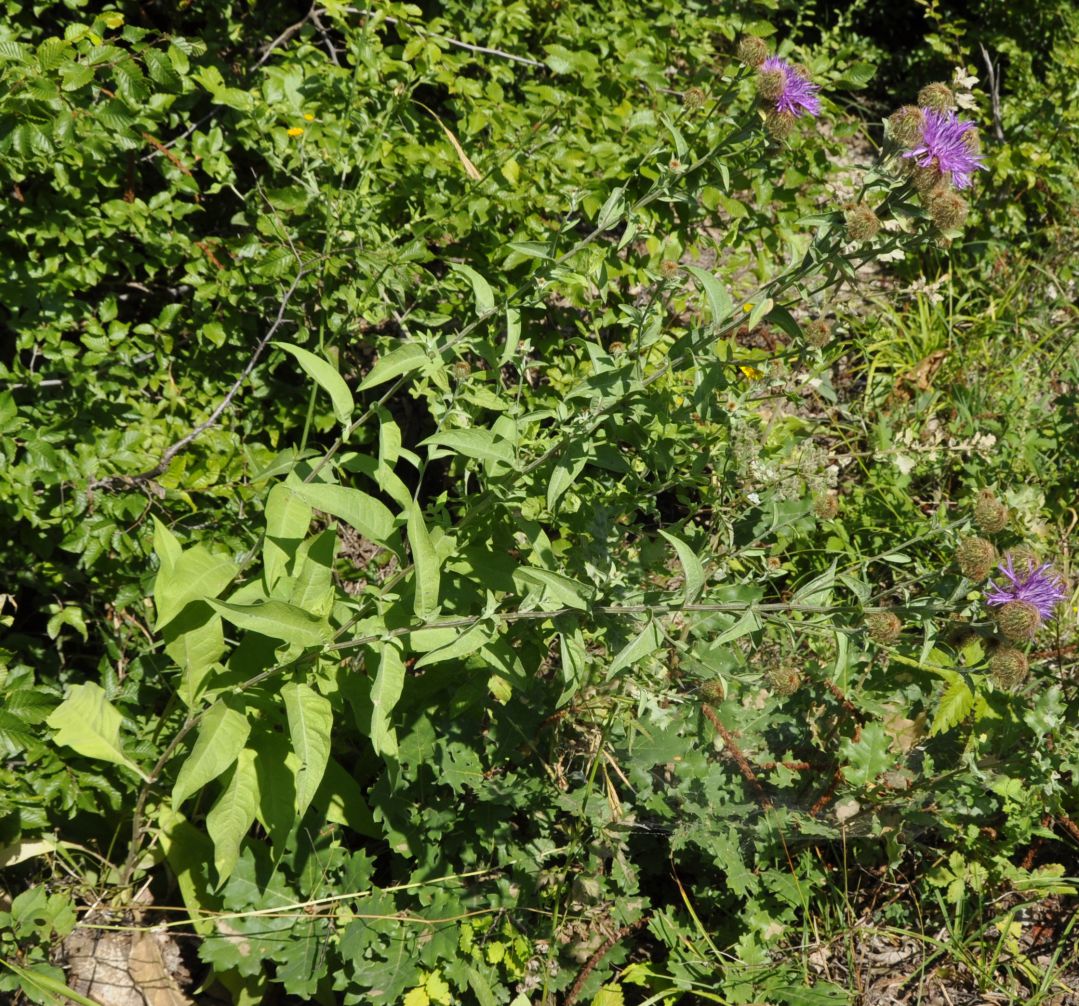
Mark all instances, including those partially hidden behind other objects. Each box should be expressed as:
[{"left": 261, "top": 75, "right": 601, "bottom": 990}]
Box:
[{"left": 1, "top": 0, "right": 1077, "bottom": 1004}]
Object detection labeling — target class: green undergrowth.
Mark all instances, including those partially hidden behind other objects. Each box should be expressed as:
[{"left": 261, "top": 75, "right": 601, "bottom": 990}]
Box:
[{"left": 0, "top": 1, "right": 1077, "bottom": 1005}]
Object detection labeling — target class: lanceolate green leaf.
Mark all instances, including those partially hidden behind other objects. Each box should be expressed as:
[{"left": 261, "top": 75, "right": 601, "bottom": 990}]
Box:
[
  {"left": 288, "top": 481, "right": 394, "bottom": 544},
  {"left": 154, "top": 544, "right": 238, "bottom": 631},
  {"left": 273, "top": 342, "right": 354, "bottom": 425},
  {"left": 370, "top": 642, "right": 405, "bottom": 757},
  {"left": 421, "top": 428, "right": 515, "bottom": 466},
  {"left": 406, "top": 504, "right": 440, "bottom": 619},
  {"left": 172, "top": 701, "right": 251, "bottom": 806},
  {"left": 281, "top": 682, "right": 332, "bottom": 818},
  {"left": 684, "top": 264, "right": 733, "bottom": 327},
  {"left": 607, "top": 620, "right": 663, "bottom": 679},
  {"left": 357, "top": 343, "right": 428, "bottom": 391},
  {"left": 448, "top": 262, "right": 495, "bottom": 316},
  {"left": 46, "top": 683, "right": 147, "bottom": 780},
  {"left": 659, "top": 530, "right": 706, "bottom": 605},
  {"left": 206, "top": 747, "right": 259, "bottom": 885},
  {"left": 207, "top": 598, "right": 331, "bottom": 647}
]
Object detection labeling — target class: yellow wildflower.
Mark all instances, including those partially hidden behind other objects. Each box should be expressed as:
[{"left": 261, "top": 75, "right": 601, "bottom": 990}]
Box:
[
  {"left": 739, "top": 365, "right": 764, "bottom": 380},
  {"left": 303, "top": 113, "right": 315, "bottom": 122},
  {"left": 287, "top": 127, "right": 304, "bottom": 137}
]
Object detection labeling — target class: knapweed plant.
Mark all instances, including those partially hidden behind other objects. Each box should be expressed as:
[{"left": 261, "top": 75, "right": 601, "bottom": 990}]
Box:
[{"left": 2, "top": 3, "right": 1077, "bottom": 1005}]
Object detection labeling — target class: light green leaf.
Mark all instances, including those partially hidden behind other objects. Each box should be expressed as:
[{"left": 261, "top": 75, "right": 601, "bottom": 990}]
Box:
[
  {"left": 287, "top": 529, "right": 336, "bottom": 616},
  {"left": 415, "top": 619, "right": 493, "bottom": 668},
  {"left": 281, "top": 682, "right": 333, "bottom": 817},
  {"left": 152, "top": 515, "right": 182, "bottom": 577},
  {"left": 659, "top": 530, "right": 706, "bottom": 604},
  {"left": 501, "top": 306, "right": 521, "bottom": 365},
  {"left": 407, "top": 505, "right": 441, "bottom": 619},
  {"left": 714, "top": 608, "right": 762, "bottom": 645},
  {"left": 264, "top": 483, "right": 312, "bottom": 589},
  {"left": 608, "top": 620, "right": 663, "bottom": 679},
  {"left": 422, "top": 428, "right": 515, "bottom": 466},
  {"left": 207, "top": 598, "right": 330, "bottom": 647},
  {"left": 930, "top": 676, "right": 974, "bottom": 736},
  {"left": 747, "top": 297, "right": 774, "bottom": 331},
  {"left": 547, "top": 443, "right": 588, "bottom": 511},
  {"left": 154, "top": 544, "right": 238, "bottom": 630},
  {"left": 448, "top": 262, "right": 495, "bottom": 316},
  {"left": 46, "top": 683, "right": 147, "bottom": 780},
  {"left": 288, "top": 481, "right": 394, "bottom": 543},
  {"left": 358, "top": 343, "right": 428, "bottom": 392},
  {"left": 164, "top": 604, "right": 225, "bottom": 707},
  {"left": 172, "top": 701, "right": 251, "bottom": 806},
  {"left": 370, "top": 642, "right": 405, "bottom": 757},
  {"left": 512, "top": 566, "right": 595, "bottom": 611},
  {"left": 273, "top": 343, "right": 353, "bottom": 425},
  {"left": 684, "top": 265, "right": 733, "bottom": 326},
  {"left": 206, "top": 747, "right": 259, "bottom": 884},
  {"left": 793, "top": 560, "right": 837, "bottom": 607}
]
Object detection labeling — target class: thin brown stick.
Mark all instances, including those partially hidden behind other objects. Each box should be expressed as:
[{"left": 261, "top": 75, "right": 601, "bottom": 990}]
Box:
[
  {"left": 1056, "top": 814, "right": 1079, "bottom": 844},
  {"left": 90, "top": 269, "right": 306, "bottom": 491},
  {"left": 562, "top": 916, "right": 650, "bottom": 1006},
  {"left": 701, "top": 703, "right": 772, "bottom": 809}
]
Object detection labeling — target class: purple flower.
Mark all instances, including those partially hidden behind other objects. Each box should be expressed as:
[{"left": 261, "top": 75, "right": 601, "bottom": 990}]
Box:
[
  {"left": 903, "top": 110, "right": 986, "bottom": 189},
  {"left": 760, "top": 56, "right": 821, "bottom": 118},
  {"left": 985, "top": 558, "right": 1067, "bottom": 621}
]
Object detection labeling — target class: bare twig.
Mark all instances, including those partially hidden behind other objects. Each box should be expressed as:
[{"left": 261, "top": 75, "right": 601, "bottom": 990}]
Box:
[
  {"left": 701, "top": 703, "right": 773, "bottom": 809},
  {"left": 346, "top": 8, "right": 544, "bottom": 67},
  {"left": 90, "top": 269, "right": 307, "bottom": 491},
  {"left": 979, "top": 43, "right": 1005, "bottom": 142},
  {"left": 563, "top": 916, "right": 650, "bottom": 1006},
  {"left": 253, "top": 4, "right": 316, "bottom": 71}
]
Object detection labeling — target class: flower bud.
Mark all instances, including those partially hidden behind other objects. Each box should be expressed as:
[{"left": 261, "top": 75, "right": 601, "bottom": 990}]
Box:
[
  {"left": 737, "top": 36, "right": 768, "bottom": 68},
  {"left": 804, "top": 318, "right": 832, "bottom": 347},
  {"left": 973, "top": 489, "right": 1008, "bottom": 533},
  {"left": 767, "top": 664, "right": 802, "bottom": 696},
  {"left": 812, "top": 491, "right": 839, "bottom": 520},
  {"left": 866, "top": 611, "right": 902, "bottom": 645},
  {"left": 683, "top": 86, "right": 706, "bottom": 109},
  {"left": 996, "top": 600, "right": 1041, "bottom": 642},
  {"left": 757, "top": 68, "right": 787, "bottom": 103},
  {"left": 927, "top": 186, "right": 969, "bottom": 231},
  {"left": 988, "top": 646, "right": 1029, "bottom": 688},
  {"left": 887, "top": 105, "right": 924, "bottom": 148},
  {"left": 452, "top": 360, "right": 471, "bottom": 380},
  {"left": 608, "top": 341, "right": 626, "bottom": 355},
  {"left": 844, "top": 203, "right": 881, "bottom": 242},
  {"left": 700, "top": 679, "right": 726, "bottom": 702},
  {"left": 917, "top": 82, "right": 956, "bottom": 112},
  {"left": 911, "top": 164, "right": 944, "bottom": 196},
  {"left": 1003, "top": 546, "right": 1040, "bottom": 574},
  {"left": 955, "top": 536, "right": 996, "bottom": 580},
  {"left": 764, "top": 110, "right": 797, "bottom": 140},
  {"left": 660, "top": 259, "right": 680, "bottom": 278}
]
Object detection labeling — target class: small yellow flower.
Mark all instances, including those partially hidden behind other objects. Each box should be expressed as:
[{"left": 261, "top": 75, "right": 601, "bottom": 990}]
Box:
[
  {"left": 287, "top": 127, "right": 304, "bottom": 137},
  {"left": 739, "top": 365, "right": 764, "bottom": 380},
  {"left": 303, "top": 113, "right": 315, "bottom": 122},
  {"left": 742, "top": 303, "right": 754, "bottom": 313}
]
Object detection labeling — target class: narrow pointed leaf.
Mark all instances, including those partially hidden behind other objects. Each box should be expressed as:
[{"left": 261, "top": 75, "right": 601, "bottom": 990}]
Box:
[
  {"left": 172, "top": 701, "right": 250, "bottom": 806},
  {"left": 281, "top": 682, "right": 332, "bottom": 818},
  {"left": 274, "top": 342, "right": 353, "bottom": 424}
]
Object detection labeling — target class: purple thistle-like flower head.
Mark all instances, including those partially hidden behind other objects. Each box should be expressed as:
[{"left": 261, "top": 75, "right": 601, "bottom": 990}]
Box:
[
  {"left": 903, "top": 109, "right": 986, "bottom": 190},
  {"left": 760, "top": 56, "right": 821, "bottom": 118},
  {"left": 985, "top": 557, "right": 1067, "bottom": 621}
]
